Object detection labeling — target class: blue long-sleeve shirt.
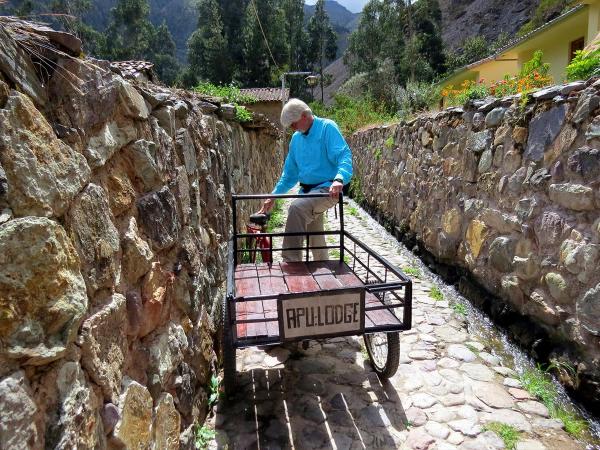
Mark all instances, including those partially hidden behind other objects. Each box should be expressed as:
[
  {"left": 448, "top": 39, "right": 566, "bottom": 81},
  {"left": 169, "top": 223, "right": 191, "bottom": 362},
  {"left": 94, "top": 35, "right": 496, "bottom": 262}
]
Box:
[{"left": 272, "top": 116, "right": 353, "bottom": 194}]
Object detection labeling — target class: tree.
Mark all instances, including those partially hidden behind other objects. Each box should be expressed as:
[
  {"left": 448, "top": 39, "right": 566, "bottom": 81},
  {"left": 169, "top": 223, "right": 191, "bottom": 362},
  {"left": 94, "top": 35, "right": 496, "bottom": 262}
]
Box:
[
  {"left": 151, "top": 21, "right": 180, "bottom": 85},
  {"left": 50, "top": 0, "right": 105, "bottom": 56},
  {"left": 240, "top": 0, "right": 287, "bottom": 86},
  {"left": 306, "top": 0, "right": 337, "bottom": 102},
  {"left": 187, "top": 0, "right": 230, "bottom": 84},
  {"left": 103, "top": 0, "right": 156, "bottom": 61}
]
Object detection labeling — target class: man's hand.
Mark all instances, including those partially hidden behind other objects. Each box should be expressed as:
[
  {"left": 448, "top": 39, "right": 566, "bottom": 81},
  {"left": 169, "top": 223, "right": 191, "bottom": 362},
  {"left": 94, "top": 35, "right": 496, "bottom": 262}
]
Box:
[
  {"left": 329, "top": 181, "right": 343, "bottom": 199},
  {"left": 258, "top": 198, "right": 275, "bottom": 214}
]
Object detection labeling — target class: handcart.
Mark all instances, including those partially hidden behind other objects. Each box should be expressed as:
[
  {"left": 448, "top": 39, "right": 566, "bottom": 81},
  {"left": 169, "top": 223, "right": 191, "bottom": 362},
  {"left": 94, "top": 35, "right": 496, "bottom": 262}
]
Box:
[{"left": 222, "top": 193, "right": 412, "bottom": 394}]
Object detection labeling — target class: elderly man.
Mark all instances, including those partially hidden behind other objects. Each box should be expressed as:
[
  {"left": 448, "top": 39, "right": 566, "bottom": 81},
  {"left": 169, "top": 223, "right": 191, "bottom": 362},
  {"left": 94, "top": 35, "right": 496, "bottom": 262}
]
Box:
[{"left": 259, "top": 98, "right": 353, "bottom": 262}]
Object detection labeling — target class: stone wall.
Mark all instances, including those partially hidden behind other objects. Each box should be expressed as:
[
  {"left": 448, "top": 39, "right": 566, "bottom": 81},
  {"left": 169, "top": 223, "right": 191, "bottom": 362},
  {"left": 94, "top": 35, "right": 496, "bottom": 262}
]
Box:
[
  {"left": 349, "top": 81, "right": 600, "bottom": 413},
  {"left": 0, "top": 44, "right": 282, "bottom": 448}
]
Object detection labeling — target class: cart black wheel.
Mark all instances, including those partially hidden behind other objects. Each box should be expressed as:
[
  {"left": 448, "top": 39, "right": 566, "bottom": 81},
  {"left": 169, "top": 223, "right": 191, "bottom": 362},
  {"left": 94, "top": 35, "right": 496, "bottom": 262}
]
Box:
[
  {"left": 364, "top": 332, "right": 400, "bottom": 379},
  {"left": 222, "top": 295, "right": 236, "bottom": 397}
]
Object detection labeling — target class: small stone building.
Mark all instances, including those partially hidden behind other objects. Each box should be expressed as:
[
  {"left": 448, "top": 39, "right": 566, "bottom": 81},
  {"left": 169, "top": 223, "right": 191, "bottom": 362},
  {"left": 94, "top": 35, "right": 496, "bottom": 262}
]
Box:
[{"left": 239, "top": 87, "right": 289, "bottom": 130}]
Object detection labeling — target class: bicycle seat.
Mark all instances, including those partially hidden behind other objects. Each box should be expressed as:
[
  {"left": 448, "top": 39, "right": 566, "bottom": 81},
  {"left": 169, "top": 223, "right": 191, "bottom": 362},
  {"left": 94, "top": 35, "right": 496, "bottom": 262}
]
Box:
[{"left": 249, "top": 213, "right": 269, "bottom": 226}]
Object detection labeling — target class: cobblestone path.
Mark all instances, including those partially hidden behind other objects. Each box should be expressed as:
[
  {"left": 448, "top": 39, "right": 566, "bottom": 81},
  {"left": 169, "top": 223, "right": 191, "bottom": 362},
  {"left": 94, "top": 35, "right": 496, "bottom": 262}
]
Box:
[{"left": 211, "top": 199, "right": 585, "bottom": 450}]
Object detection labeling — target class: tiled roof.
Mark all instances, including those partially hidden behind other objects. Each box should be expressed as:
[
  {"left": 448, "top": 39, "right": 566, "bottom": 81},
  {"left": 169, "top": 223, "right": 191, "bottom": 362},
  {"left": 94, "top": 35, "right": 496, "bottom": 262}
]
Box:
[
  {"left": 239, "top": 87, "right": 289, "bottom": 102},
  {"left": 110, "top": 60, "right": 155, "bottom": 81}
]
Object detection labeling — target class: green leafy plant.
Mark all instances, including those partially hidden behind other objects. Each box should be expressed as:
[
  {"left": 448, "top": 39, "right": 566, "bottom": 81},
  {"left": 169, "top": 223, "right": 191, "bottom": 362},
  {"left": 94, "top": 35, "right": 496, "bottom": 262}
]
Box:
[
  {"left": 566, "top": 47, "right": 600, "bottom": 81},
  {"left": 194, "top": 425, "right": 216, "bottom": 449},
  {"left": 234, "top": 105, "right": 252, "bottom": 122},
  {"left": 429, "top": 285, "right": 443, "bottom": 301},
  {"left": 384, "top": 136, "right": 394, "bottom": 149},
  {"left": 193, "top": 82, "right": 257, "bottom": 104},
  {"left": 483, "top": 422, "right": 520, "bottom": 449},
  {"left": 347, "top": 206, "right": 358, "bottom": 216},
  {"left": 402, "top": 266, "right": 421, "bottom": 279},
  {"left": 207, "top": 375, "right": 220, "bottom": 408},
  {"left": 373, "top": 148, "right": 382, "bottom": 160},
  {"left": 452, "top": 302, "right": 467, "bottom": 316}
]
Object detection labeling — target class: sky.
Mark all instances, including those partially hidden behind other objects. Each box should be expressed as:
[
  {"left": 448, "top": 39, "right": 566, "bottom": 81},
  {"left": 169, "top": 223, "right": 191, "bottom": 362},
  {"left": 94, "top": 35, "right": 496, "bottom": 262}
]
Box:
[{"left": 304, "top": 0, "right": 368, "bottom": 14}]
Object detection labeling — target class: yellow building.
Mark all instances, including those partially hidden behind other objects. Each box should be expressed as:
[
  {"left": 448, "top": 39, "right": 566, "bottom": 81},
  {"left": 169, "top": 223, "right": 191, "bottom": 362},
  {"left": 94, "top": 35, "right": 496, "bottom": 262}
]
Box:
[{"left": 440, "top": 0, "right": 599, "bottom": 97}]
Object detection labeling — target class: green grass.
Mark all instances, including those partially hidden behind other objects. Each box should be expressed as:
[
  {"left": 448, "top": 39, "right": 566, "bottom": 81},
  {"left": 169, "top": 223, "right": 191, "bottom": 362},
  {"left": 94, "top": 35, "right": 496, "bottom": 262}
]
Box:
[
  {"left": 483, "top": 422, "right": 520, "bottom": 450},
  {"left": 429, "top": 285, "right": 443, "bottom": 301},
  {"left": 519, "top": 365, "right": 588, "bottom": 438},
  {"left": 384, "top": 136, "right": 394, "bottom": 149},
  {"left": 347, "top": 206, "right": 358, "bottom": 216},
  {"left": 330, "top": 249, "right": 350, "bottom": 264},
  {"left": 402, "top": 266, "right": 421, "bottom": 279},
  {"left": 465, "top": 343, "right": 480, "bottom": 355},
  {"left": 193, "top": 82, "right": 257, "bottom": 104},
  {"left": 194, "top": 425, "right": 216, "bottom": 449},
  {"left": 452, "top": 302, "right": 467, "bottom": 316},
  {"left": 266, "top": 199, "right": 285, "bottom": 232},
  {"left": 373, "top": 148, "right": 382, "bottom": 160},
  {"left": 360, "top": 343, "right": 369, "bottom": 360}
]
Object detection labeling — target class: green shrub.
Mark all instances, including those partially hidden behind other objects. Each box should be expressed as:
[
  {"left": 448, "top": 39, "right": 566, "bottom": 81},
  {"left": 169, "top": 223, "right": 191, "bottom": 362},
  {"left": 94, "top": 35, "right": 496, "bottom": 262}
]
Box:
[
  {"left": 194, "top": 425, "right": 215, "bottom": 449},
  {"left": 396, "top": 81, "right": 441, "bottom": 118},
  {"left": 193, "top": 82, "right": 257, "bottom": 104},
  {"left": 310, "top": 94, "right": 397, "bottom": 135},
  {"left": 234, "top": 105, "right": 253, "bottom": 122},
  {"left": 566, "top": 47, "right": 600, "bottom": 81},
  {"left": 429, "top": 285, "right": 443, "bottom": 301}
]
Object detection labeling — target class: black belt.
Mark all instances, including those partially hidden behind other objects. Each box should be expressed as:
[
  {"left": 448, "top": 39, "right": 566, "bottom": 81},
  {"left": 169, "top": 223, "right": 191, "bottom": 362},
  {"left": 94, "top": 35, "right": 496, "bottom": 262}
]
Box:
[{"left": 300, "top": 181, "right": 332, "bottom": 192}]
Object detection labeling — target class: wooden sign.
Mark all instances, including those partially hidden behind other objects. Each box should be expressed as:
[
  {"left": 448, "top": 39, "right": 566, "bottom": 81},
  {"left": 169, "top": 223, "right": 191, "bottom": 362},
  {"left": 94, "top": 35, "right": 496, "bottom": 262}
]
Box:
[{"left": 278, "top": 287, "right": 365, "bottom": 340}]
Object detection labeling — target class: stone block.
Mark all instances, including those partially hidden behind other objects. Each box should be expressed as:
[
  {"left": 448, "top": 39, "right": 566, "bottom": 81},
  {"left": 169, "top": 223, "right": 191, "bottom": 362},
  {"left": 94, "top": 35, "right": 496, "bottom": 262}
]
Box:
[
  {"left": 48, "top": 361, "right": 105, "bottom": 449},
  {"left": 577, "top": 283, "right": 600, "bottom": 335},
  {"left": 534, "top": 211, "right": 567, "bottom": 247},
  {"left": 478, "top": 149, "right": 493, "bottom": 173},
  {"left": 121, "top": 217, "right": 154, "bottom": 286},
  {"left": 549, "top": 183, "right": 595, "bottom": 211},
  {"left": 0, "top": 218, "right": 87, "bottom": 364},
  {"left": 80, "top": 294, "right": 128, "bottom": 403},
  {"left": 113, "top": 379, "right": 153, "bottom": 449},
  {"left": 488, "top": 236, "right": 516, "bottom": 273},
  {"left": 125, "top": 139, "right": 163, "bottom": 191},
  {"left": 154, "top": 393, "right": 180, "bottom": 449},
  {"left": 513, "top": 254, "right": 540, "bottom": 280},
  {"left": 152, "top": 106, "right": 176, "bottom": 137},
  {"left": 102, "top": 159, "right": 136, "bottom": 217},
  {"left": 85, "top": 120, "right": 137, "bottom": 169},
  {"left": 485, "top": 107, "right": 506, "bottom": 128},
  {"left": 567, "top": 147, "right": 600, "bottom": 182},
  {"left": 544, "top": 272, "right": 568, "bottom": 302},
  {"left": 145, "top": 323, "right": 188, "bottom": 386},
  {"left": 442, "top": 208, "right": 462, "bottom": 239},
  {"left": 0, "top": 92, "right": 90, "bottom": 217},
  {"left": 117, "top": 79, "right": 149, "bottom": 119},
  {"left": 137, "top": 186, "right": 181, "bottom": 250},
  {"left": 66, "top": 184, "right": 120, "bottom": 295},
  {"left": 501, "top": 275, "right": 525, "bottom": 310},
  {"left": 139, "top": 262, "right": 171, "bottom": 337},
  {"left": 524, "top": 289, "right": 559, "bottom": 326},
  {"left": 466, "top": 130, "right": 492, "bottom": 153},
  {"left": 465, "top": 219, "right": 488, "bottom": 258},
  {"left": 573, "top": 88, "right": 600, "bottom": 124},
  {"left": 480, "top": 208, "right": 520, "bottom": 233},
  {"left": 512, "top": 127, "right": 528, "bottom": 145},
  {"left": 0, "top": 371, "right": 42, "bottom": 449},
  {"left": 175, "top": 128, "right": 197, "bottom": 175},
  {"left": 524, "top": 104, "right": 567, "bottom": 161}
]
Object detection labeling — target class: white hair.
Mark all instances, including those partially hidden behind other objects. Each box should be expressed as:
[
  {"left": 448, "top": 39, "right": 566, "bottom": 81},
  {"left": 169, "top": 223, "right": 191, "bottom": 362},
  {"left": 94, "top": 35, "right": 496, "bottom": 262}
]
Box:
[{"left": 280, "top": 98, "right": 312, "bottom": 128}]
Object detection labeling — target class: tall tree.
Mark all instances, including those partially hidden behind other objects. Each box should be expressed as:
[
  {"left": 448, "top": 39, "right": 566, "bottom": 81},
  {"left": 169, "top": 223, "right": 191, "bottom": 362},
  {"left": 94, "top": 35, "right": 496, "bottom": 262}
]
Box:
[
  {"left": 218, "top": 0, "right": 248, "bottom": 79},
  {"left": 103, "top": 0, "right": 156, "bottom": 60},
  {"left": 240, "top": 0, "right": 287, "bottom": 86},
  {"left": 151, "top": 21, "right": 180, "bottom": 85},
  {"left": 187, "top": 0, "right": 230, "bottom": 84},
  {"left": 306, "top": 0, "right": 337, "bottom": 102},
  {"left": 282, "top": 0, "right": 306, "bottom": 70}
]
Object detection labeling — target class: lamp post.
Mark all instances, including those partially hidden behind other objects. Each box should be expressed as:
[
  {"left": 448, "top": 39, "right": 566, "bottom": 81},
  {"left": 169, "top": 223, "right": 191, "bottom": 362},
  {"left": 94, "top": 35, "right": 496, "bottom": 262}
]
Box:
[{"left": 280, "top": 71, "right": 317, "bottom": 106}]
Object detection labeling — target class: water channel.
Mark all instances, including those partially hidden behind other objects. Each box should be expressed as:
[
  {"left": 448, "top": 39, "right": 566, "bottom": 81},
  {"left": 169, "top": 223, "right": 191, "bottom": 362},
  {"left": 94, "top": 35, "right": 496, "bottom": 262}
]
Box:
[{"left": 345, "top": 197, "right": 600, "bottom": 448}]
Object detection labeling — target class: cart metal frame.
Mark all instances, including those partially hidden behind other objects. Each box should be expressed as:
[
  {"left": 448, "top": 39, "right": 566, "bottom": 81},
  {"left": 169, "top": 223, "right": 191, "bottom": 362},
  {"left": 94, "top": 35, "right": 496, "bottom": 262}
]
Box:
[{"left": 222, "top": 193, "right": 412, "bottom": 393}]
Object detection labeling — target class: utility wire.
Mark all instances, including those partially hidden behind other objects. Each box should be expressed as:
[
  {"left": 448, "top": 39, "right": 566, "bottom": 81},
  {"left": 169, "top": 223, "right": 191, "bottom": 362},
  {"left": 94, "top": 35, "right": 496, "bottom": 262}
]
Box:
[{"left": 249, "top": 0, "right": 279, "bottom": 70}]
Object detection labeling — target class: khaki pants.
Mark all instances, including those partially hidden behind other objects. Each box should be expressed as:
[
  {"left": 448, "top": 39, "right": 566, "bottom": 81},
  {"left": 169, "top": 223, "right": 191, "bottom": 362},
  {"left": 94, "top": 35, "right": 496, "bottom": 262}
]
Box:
[{"left": 282, "top": 189, "right": 338, "bottom": 262}]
